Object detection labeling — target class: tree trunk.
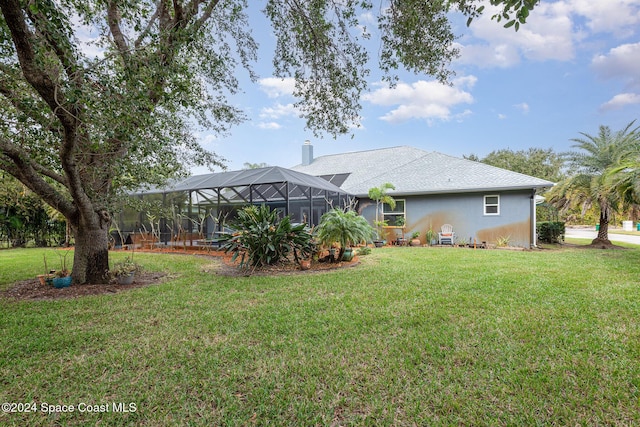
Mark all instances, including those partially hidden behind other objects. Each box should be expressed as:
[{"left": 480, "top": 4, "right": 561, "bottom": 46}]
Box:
[
  {"left": 72, "top": 217, "right": 110, "bottom": 284},
  {"left": 592, "top": 206, "right": 612, "bottom": 246}
]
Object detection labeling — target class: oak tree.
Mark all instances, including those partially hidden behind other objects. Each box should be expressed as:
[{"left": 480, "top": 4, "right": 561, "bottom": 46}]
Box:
[{"left": 0, "top": 0, "right": 537, "bottom": 283}]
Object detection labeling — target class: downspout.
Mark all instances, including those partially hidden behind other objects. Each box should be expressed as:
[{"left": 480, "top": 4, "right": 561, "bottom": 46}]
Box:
[{"left": 531, "top": 189, "right": 537, "bottom": 248}]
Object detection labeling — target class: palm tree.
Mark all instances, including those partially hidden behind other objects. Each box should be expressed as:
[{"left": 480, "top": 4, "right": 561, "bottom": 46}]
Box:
[
  {"left": 549, "top": 121, "right": 639, "bottom": 245},
  {"left": 604, "top": 121, "right": 640, "bottom": 212},
  {"left": 367, "top": 182, "right": 396, "bottom": 240}
]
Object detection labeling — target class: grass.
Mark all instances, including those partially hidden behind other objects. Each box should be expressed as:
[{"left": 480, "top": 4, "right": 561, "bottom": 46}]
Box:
[{"left": 1, "top": 246, "right": 640, "bottom": 425}]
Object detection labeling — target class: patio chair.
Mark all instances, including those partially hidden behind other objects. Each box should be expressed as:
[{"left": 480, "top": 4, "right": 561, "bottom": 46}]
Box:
[{"left": 438, "top": 224, "right": 455, "bottom": 245}]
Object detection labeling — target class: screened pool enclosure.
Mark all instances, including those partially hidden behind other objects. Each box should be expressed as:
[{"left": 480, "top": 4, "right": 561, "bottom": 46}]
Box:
[{"left": 114, "top": 166, "right": 352, "bottom": 248}]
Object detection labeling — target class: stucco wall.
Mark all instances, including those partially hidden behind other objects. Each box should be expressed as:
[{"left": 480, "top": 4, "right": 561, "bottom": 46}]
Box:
[{"left": 360, "top": 190, "right": 534, "bottom": 247}]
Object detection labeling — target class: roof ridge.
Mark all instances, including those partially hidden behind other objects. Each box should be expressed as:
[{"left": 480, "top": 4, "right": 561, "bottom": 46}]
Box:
[{"left": 310, "top": 145, "right": 423, "bottom": 161}]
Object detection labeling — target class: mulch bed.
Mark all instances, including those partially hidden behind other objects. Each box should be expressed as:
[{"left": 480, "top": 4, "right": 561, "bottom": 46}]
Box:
[
  {"left": 2, "top": 249, "right": 359, "bottom": 302},
  {"left": 1, "top": 272, "right": 167, "bottom": 302}
]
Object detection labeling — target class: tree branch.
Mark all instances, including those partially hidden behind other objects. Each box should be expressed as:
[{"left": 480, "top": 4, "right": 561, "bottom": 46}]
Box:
[
  {"left": 0, "top": 0, "right": 76, "bottom": 130},
  {"left": 107, "top": 1, "right": 131, "bottom": 61},
  {"left": 24, "top": 0, "right": 80, "bottom": 80},
  {"left": 0, "top": 137, "right": 74, "bottom": 217}
]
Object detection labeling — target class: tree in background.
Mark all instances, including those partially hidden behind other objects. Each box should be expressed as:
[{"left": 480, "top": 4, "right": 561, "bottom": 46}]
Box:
[
  {"left": 243, "top": 162, "right": 270, "bottom": 170},
  {"left": 465, "top": 148, "right": 565, "bottom": 182},
  {"left": 547, "top": 121, "right": 640, "bottom": 246},
  {"left": 0, "top": 1, "right": 537, "bottom": 283},
  {"left": 0, "top": 174, "right": 65, "bottom": 247}
]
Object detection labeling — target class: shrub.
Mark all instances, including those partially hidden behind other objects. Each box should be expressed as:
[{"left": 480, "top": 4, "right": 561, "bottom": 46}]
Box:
[
  {"left": 537, "top": 221, "right": 566, "bottom": 243},
  {"left": 316, "top": 209, "right": 375, "bottom": 262},
  {"left": 220, "top": 205, "right": 315, "bottom": 270}
]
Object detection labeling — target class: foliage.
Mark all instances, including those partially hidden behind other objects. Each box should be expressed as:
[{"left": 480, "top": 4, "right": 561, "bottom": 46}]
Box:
[
  {"left": 0, "top": 175, "right": 66, "bottom": 247},
  {"left": 411, "top": 231, "right": 421, "bottom": 240},
  {"left": 109, "top": 256, "right": 142, "bottom": 278},
  {"left": 547, "top": 121, "right": 640, "bottom": 244},
  {"left": 536, "top": 221, "right": 566, "bottom": 244},
  {"left": 220, "top": 205, "right": 315, "bottom": 271},
  {"left": 604, "top": 120, "right": 640, "bottom": 207},
  {"left": 425, "top": 227, "right": 437, "bottom": 245},
  {"left": 315, "top": 209, "right": 375, "bottom": 262},
  {"left": 465, "top": 147, "right": 565, "bottom": 182},
  {"left": 495, "top": 235, "right": 511, "bottom": 247},
  {"left": 356, "top": 246, "right": 372, "bottom": 256},
  {"left": 243, "top": 162, "right": 270, "bottom": 170},
  {"left": 368, "top": 183, "right": 396, "bottom": 239}
]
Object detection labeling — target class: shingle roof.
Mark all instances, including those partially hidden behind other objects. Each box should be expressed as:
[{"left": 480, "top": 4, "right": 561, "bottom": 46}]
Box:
[{"left": 290, "top": 146, "right": 554, "bottom": 197}]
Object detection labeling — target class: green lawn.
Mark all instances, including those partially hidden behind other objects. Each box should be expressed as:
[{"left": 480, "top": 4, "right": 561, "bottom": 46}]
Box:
[{"left": 1, "top": 247, "right": 639, "bottom": 426}]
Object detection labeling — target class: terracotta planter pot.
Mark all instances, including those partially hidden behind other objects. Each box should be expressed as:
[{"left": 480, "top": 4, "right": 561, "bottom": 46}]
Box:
[{"left": 299, "top": 259, "right": 311, "bottom": 270}]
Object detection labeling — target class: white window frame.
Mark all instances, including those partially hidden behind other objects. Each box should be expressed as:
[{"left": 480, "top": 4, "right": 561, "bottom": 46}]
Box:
[
  {"left": 484, "top": 195, "right": 500, "bottom": 216},
  {"left": 383, "top": 199, "right": 406, "bottom": 226}
]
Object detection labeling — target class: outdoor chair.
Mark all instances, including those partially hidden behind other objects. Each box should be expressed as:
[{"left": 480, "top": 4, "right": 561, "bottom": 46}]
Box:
[{"left": 438, "top": 224, "right": 455, "bottom": 245}]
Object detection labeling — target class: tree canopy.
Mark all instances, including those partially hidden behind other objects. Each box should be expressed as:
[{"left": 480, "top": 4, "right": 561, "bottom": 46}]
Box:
[
  {"left": 465, "top": 147, "right": 565, "bottom": 182},
  {"left": 0, "top": 0, "right": 538, "bottom": 283}
]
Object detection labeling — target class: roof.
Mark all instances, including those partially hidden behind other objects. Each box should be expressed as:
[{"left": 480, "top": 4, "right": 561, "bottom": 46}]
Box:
[
  {"left": 290, "top": 146, "right": 554, "bottom": 197},
  {"left": 133, "top": 166, "right": 349, "bottom": 195}
]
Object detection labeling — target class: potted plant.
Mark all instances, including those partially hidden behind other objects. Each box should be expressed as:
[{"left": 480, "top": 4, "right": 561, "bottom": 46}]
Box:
[
  {"left": 410, "top": 231, "right": 421, "bottom": 246},
  {"left": 373, "top": 219, "right": 388, "bottom": 247},
  {"left": 38, "top": 254, "right": 55, "bottom": 286},
  {"left": 110, "top": 256, "right": 141, "bottom": 285},
  {"left": 41, "top": 251, "right": 72, "bottom": 288},
  {"left": 316, "top": 209, "right": 375, "bottom": 262},
  {"left": 425, "top": 227, "right": 437, "bottom": 246},
  {"left": 52, "top": 269, "right": 72, "bottom": 288}
]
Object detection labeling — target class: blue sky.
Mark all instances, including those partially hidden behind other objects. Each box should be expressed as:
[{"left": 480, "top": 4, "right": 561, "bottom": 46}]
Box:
[{"left": 192, "top": 0, "right": 640, "bottom": 173}]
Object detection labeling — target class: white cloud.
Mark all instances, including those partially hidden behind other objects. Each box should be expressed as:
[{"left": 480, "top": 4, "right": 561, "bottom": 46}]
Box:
[
  {"left": 591, "top": 42, "right": 640, "bottom": 88},
  {"left": 599, "top": 93, "right": 640, "bottom": 111},
  {"left": 363, "top": 77, "right": 476, "bottom": 123},
  {"left": 569, "top": 0, "right": 640, "bottom": 36},
  {"left": 498, "top": 113, "right": 507, "bottom": 120},
  {"left": 459, "top": 1, "right": 576, "bottom": 67},
  {"left": 259, "top": 103, "right": 298, "bottom": 119},
  {"left": 258, "top": 77, "right": 296, "bottom": 98},
  {"left": 458, "top": 0, "right": 640, "bottom": 68},
  {"left": 257, "top": 122, "right": 282, "bottom": 130},
  {"left": 514, "top": 102, "right": 530, "bottom": 114}
]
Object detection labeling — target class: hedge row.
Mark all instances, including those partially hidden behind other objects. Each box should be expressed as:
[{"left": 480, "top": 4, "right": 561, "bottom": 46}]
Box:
[{"left": 537, "top": 221, "right": 565, "bottom": 244}]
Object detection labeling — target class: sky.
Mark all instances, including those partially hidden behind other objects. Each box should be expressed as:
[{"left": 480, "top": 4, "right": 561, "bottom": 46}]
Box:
[{"left": 189, "top": 0, "right": 640, "bottom": 173}]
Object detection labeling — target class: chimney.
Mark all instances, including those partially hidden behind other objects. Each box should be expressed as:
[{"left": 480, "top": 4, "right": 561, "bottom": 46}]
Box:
[{"left": 301, "top": 140, "right": 313, "bottom": 166}]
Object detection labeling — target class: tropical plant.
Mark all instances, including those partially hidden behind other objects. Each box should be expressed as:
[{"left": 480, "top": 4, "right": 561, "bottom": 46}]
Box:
[
  {"left": 604, "top": 120, "right": 640, "bottom": 210},
  {"left": 368, "top": 183, "right": 396, "bottom": 240},
  {"left": 548, "top": 121, "right": 640, "bottom": 245},
  {"left": 496, "top": 235, "right": 511, "bottom": 247},
  {"left": 425, "top": 227, "right": 436, "bottom": 246},
  {"left": 220, "top": 205, "right": 315, "bottom": 271},
  {"left": 315, "top": 209, "right": 375, "bottom": 262}
]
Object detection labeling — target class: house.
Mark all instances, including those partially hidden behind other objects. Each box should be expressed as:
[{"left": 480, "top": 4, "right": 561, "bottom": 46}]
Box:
[{"left": 291, "top": 143, "right": 554, "bottom": 248}]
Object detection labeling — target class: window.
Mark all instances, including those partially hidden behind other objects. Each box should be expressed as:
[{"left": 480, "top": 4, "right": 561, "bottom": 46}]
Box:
[
  {"left": 484, "top": 195, "right": 500, "bottom": 215},
  {"left": 383, "top": 200, "right": 406, "bottom": 226}
]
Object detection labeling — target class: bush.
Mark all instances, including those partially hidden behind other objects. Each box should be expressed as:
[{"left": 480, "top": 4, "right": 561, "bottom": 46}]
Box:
[
  {"left": 537, "top": 221, "right": 565, "bottom": 244},
  {"left": 316, "top": 209, "right": 375, "bottom": 262},
  {"left": 219, "top": 205, "right": 315, "bottom": 270}
]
